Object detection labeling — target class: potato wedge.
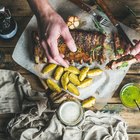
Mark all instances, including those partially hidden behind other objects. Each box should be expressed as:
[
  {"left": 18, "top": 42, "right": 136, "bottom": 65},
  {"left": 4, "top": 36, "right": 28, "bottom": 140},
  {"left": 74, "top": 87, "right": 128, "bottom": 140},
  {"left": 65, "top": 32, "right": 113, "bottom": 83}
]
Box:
[
  {"left": 54, "top": 66, "right": 64, "bottom": 81},
  {"left": 42, "top": 63, "right": 57, "bottom": 74},
  {"left": 87, "top": 68, "right": 103, "bottom": 77},
  {"left": 64, "top": 66, "right": 80, "bottom": 75},
  {"left": 69, "top": 73, "right": 80, "bottom": 86},
  {"left": 46, "top": 79, "right": 62, "bottom": 93},
  {"left": 78, "top": 78, "right": 92, "bottom": 88},
  {"left": 61, "top": 72, "right": 69, "bottom": 90},
  {"left": 79, "top": 67, "right": 89, "bottom": 81},
  {"left": 43, "top": 56, "right": 47, "bottom": 63},
  {"left": 67, "top": 83, "right": 80, "bottom": 96},
  {"left": 82, "top": 97, "right": 96, "bottom": 108},
  {"left": 35, "top": 56, "right": 40, "bottom": 64}
]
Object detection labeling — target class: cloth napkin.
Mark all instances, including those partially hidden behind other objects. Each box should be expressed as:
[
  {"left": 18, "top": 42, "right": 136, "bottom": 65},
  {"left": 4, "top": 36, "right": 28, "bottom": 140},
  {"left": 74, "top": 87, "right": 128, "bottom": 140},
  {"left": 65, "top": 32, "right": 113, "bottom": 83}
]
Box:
[
  {"left": 0, "top": 69, "right": 32, "bottom": 113},
  {"left": 0, "top": 69, "right": 128, "bottom": 140},
  {"left": 8, "top": 108, "right": 128, "bottom": 140}
]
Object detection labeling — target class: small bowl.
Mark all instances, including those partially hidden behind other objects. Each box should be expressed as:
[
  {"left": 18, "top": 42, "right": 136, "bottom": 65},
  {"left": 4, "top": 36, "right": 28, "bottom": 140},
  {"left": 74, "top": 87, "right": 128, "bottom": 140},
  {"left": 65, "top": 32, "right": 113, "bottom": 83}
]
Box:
[
  {"left": 120, "top": 83, "right": 140, "bottom": 109},
  {"left": 57, "top": 100, "right": 84, "bottom": 126}
]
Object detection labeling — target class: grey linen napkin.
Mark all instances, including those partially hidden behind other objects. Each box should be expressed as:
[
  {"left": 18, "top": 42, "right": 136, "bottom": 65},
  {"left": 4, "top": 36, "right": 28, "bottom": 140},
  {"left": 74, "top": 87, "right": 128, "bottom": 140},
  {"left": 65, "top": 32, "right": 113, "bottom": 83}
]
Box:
[
  {"left": 8, "top": 109, "right": 128, "bottom": 140},
  {"left": 8, "top": 104, "right": 128, "bottom": 140},
  {"left": 0, "top": 69, "right": 32, "bottom": 113},
  {"left": 0, "top": 69, "right": 128, "bottom": 140}
]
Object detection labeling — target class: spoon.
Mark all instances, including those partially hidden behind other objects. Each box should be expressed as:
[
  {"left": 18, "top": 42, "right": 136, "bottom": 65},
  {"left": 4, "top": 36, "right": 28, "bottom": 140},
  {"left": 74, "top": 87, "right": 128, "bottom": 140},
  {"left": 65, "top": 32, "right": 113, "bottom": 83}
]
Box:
[{"left": 134, "top": 99, "right": 140, "bottom": 111}]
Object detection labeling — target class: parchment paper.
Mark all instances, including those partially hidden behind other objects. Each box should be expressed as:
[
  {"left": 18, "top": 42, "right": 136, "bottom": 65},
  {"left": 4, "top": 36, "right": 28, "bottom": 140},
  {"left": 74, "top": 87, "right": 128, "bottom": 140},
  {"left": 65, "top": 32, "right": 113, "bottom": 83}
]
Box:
[{"left": 12, "top": 0, "right": 140, "bottom": 108}]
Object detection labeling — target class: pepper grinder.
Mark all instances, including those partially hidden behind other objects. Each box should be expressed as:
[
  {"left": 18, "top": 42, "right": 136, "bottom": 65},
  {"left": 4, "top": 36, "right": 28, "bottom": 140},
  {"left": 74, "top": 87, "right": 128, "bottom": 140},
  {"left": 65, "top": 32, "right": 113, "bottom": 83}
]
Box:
[{"left": 0, "top": 6, "right": 17, "bottom": 39}]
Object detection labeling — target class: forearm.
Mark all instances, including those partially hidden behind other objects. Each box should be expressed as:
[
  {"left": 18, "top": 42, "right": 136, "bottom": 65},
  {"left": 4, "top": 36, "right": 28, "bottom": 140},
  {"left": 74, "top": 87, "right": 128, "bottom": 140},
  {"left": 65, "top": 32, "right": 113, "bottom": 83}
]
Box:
[{"left": 27, "top": 0, "right": 54, "bottom": 17}]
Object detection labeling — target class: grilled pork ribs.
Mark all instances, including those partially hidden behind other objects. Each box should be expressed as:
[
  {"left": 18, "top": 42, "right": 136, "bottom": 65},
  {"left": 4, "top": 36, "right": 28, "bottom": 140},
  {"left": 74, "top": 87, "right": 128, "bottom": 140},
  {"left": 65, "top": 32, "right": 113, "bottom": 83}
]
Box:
[
  {"left": 32, "top": 30, "right": 140, "bottom": 69},
  {"left": 58, "top": 30, "right": 106, "bottom": 64}
]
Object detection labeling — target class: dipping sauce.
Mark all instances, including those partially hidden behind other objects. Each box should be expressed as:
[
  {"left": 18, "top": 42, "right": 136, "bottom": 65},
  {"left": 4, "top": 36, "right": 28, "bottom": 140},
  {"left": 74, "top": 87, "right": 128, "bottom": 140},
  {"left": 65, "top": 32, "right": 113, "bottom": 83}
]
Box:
[
  {"left": 57, "top": 101, "right": 84, "bottom": 126},
  {"left": 120, "top": 83, "right": 140, "bottom": 108}
]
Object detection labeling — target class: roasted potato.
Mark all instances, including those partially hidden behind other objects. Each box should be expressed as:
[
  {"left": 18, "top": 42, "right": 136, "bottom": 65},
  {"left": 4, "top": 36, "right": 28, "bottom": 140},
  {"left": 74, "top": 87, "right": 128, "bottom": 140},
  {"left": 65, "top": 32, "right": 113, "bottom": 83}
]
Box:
[
  {"left": 78, "top": 78, "right": 92, "bottom": 88},
  {"left": 67, "top": 83, "right": 80, "bottom": 96},
  {"left": 87, "top": 68, "right": 103, "bottom": 77},
  {"left": 54, "top": 66, "right": 64, "bottom": 81},
  {"left": 64, "top": 66, "right": 80, "bottom": 74},
  {"left": 46, "top": 79, "right": 62, "bottom": 93},
  {"left": 69, "top": 73, "right": 80, "bottom": 86},
  {"left": 42, "top": 63, "right": 57, "bottom": 74},
  {"left": 61, "top": 72, "right": 69, "bottom": 90},
  {"left": 82, "top": 96, "right": 96, "bottom": 108},
  {"left": 79, "top": 67, "right": 89, "bottom": 81}
]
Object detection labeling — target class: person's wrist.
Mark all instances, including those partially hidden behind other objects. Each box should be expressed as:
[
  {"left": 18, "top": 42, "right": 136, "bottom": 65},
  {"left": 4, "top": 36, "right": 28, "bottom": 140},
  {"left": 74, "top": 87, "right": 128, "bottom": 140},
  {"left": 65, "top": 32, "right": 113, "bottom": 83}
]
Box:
[
  {"left": 36, "top": 2, "right": 54, "bottom": 17},
  {"left": 27, "top": 0, "right": 54, "bottom": 18}
]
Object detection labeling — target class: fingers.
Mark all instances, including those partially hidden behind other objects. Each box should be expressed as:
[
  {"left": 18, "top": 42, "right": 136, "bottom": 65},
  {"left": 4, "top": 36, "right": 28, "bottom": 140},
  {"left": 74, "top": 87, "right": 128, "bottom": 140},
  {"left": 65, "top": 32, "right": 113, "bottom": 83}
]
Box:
[
  {"left": 61, "top": 26, "right": 77, "bottom": 52},
  {"left": 53, "top": 54, "right": 69, "bottom": 67},
  {"left": 60, "top": 53, "right": 65, "bottom": 58},
  {"left": 125, "top": 41, "right": 140, "bottom": 56},
  {"left": 125, "top": 44, "right": 132, "bottom": 55},
  {"left": 135, "top": 52, "right": 140, "bottom": 62},
  {"left": 42, "top": 40, "right": 69, "bottom": 67},
  {"left": 39, "top": 21, "right": 76, "bottom": 67},
  {"left": 41, "top": 41, "right": 58, "bottom": 64},
  {"left": 47, "top": 36, "right": 69, "bottom": 67},
  {"left": 130, "top": 41, "right": 140, "bottom": 56},
  {"left": 133, "top": 39, "right": 139, "bottom": 45}
]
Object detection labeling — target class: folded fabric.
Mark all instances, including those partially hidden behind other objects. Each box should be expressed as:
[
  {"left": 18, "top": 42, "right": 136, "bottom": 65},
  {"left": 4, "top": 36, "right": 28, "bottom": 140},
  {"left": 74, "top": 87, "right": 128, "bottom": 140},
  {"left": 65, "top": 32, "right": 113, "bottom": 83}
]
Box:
[
  {"left": 0, "top": 69, "right": 32, "bottom": 113},
  {"left": 0, "top": 69, "right": 128, "bottom": 140},
  {"left": 8, "top": 105, "right": 128, "bottom": 140},
  {"left": 0, "top": 69, "right": 48, "bottom": 114}
]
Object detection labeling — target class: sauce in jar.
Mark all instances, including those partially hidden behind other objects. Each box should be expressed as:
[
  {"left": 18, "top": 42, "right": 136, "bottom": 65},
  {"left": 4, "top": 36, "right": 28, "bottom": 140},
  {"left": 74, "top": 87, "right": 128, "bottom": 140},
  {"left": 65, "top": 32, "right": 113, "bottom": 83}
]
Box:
[
  {"left": 57, "top": 100, "right": 84, "bottom": 126},
  {"left": 120, "top": 83, "right": 140, "bottom": 108}
]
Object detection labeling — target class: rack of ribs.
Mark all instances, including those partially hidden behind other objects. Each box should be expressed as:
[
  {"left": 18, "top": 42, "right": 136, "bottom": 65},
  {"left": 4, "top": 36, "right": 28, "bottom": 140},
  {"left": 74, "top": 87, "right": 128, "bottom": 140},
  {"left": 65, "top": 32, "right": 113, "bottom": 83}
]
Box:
[
  {"left": 32, "top": 30, "right": 140, "bottom": 69},
  {"left": 32, "top": 30, "right": 106, "bottom": 65}
]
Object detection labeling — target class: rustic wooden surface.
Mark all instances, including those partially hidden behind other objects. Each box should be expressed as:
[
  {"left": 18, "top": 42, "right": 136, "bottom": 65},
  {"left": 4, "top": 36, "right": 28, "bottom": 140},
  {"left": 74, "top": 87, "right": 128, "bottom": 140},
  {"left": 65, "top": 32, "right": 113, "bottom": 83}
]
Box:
[{"left": 0, "top": 0, "right": 140, "bottom": 139}]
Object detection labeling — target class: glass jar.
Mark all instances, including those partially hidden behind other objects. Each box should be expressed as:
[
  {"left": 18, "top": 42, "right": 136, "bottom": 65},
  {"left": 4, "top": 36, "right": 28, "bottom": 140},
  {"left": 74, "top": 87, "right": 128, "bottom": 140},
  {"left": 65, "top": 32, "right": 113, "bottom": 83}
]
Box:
[
  {"left": 120, "top": 83, "right": 140, "bottom": 109},
  {"left": 57, "top": 100, "right": 84, "bottom": 126}
]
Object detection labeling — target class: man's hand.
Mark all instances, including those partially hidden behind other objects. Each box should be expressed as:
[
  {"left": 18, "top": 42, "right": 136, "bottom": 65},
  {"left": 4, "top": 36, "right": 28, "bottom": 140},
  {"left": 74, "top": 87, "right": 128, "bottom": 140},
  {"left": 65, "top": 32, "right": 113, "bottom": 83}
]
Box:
[
  {"left": 131, "top": 41, "right": 140, "bottom": 61},
  {"left": 126, "top": 40, "right": 140, "bottom": 61},
  {"left": 27, "top": 0, "right": 77, "bottom": 67},
  {"left": 38, "top": 11, "right": 77, "bottom": 67}
]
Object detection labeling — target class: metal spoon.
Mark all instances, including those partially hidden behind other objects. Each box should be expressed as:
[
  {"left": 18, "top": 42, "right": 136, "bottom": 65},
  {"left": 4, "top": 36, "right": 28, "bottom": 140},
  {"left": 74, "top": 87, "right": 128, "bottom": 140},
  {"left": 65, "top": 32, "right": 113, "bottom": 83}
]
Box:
[{"left": 134, "top": 99, "right": 140, "bottom": 111}]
